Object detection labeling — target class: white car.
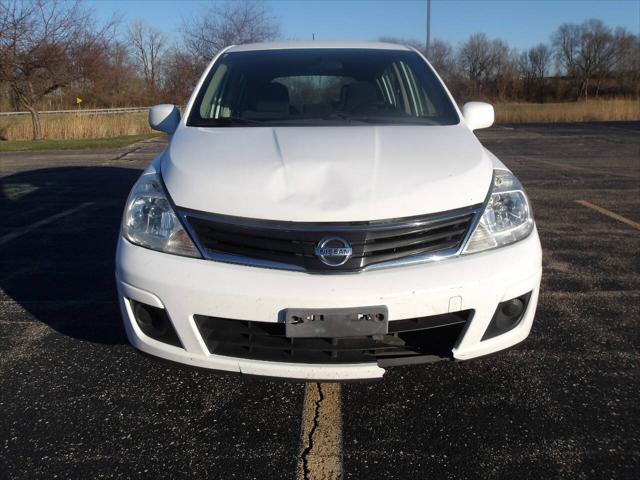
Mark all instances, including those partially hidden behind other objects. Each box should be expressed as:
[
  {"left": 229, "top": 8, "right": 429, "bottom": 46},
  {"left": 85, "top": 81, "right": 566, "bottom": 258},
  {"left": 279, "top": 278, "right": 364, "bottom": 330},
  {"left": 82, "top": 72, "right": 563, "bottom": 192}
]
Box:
[{"left": 116, "top": 42, "right": 542, "bottom": 380}]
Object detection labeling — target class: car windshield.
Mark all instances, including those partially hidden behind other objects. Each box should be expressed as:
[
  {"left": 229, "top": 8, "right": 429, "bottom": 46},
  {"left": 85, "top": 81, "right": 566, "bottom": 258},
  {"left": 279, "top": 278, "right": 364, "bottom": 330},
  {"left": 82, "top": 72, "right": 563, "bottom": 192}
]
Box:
[{"left": 187, "top": 48, "right": 460, "bottom": 127}]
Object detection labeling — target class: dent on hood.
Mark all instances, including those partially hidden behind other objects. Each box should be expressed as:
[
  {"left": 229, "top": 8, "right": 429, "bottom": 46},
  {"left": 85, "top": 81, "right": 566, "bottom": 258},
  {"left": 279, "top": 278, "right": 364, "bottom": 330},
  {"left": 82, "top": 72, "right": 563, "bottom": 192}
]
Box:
[{"left": 160, "top": 125, "right": 494, "bottom": 221}]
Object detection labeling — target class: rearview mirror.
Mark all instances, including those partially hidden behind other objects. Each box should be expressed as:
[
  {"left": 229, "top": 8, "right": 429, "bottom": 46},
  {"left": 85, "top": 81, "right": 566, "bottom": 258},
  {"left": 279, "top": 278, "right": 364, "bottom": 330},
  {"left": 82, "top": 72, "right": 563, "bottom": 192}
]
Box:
[
  {"left": 462, "top": 102, "right": 494, "bottom": 131},
  {"left": 149, "top": 104, "right": 181, "bottom": 135}
]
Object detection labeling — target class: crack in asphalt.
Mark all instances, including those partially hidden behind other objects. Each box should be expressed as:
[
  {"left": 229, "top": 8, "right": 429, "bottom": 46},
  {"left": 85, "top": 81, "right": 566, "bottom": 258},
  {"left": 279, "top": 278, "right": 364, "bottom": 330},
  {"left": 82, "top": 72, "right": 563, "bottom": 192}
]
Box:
[
  {"left": 301, "top": 383, "right": 325, "bottom": 480},
  {"left": 298, "top": 383, "right": 343, "bottom": 480},
  {"left": 111, "top": 146, "right": 142, "bottom": 161}
]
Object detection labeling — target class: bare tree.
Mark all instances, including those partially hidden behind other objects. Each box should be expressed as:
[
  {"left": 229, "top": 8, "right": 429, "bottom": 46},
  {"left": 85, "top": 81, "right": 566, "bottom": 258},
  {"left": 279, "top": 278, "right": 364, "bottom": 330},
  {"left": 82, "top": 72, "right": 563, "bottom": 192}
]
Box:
[
  {"left": 0, "top": 0, "right": 115, "bottom": 139},
  {"left": 552, "top": 24, "right": 580, "bottom": 73},
  {"left": 585, "top": 20, "right": 618, "bottom": 97},
  {"left": 611, "top": 28, "right": 640, "bottom": 97},
  {"left": 458, "top": 33, "right": 516, "bottom": 98},
  {"left": 490, "top": 39, "right": 517, "bottom": 100},
  {"left": 552, "top": 19, "right": 617, "bottom": 99},
  {"left": 128, "top": 19, "right": 167, "bottom": 92},
  {"left": 82, "top": 40, "right": 141, "bottom": 107},
  {"left": 162, "top": 48, "right": 202, "bottom": 104},
  {"left": 181, "top": 0, "right": 279, "bottom": 67},
  {"left": 458, "top": 33, "right": 494, "bottom": 93},
  {"left": 519, "top": 43, "right": 552, "bottom": 101},
  {"left": 427, "top": 39, "right": 456, "bottom": 80}
]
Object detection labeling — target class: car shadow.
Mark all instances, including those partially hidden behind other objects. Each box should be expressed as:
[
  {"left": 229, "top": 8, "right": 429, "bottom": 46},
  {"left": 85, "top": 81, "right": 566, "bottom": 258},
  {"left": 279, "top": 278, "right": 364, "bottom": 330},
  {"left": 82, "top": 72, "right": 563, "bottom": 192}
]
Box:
[{"left": 0, "top": 165, "right": 143, "bottom": 345}]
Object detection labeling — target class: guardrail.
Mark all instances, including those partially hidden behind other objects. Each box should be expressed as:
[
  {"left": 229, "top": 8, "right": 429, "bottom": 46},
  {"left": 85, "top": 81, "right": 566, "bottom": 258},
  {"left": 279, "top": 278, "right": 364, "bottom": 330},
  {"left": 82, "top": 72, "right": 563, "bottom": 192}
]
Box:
[{"left": 0, "top": 107, "right": 151, "bottom": 117}]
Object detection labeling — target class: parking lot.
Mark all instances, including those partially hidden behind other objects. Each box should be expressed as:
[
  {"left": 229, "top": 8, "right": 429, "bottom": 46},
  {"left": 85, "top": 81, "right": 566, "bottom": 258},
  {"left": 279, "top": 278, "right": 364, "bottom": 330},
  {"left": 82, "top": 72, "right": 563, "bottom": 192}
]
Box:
[{"left": 1, "top": 123, "right": 639, "bottom": 479}]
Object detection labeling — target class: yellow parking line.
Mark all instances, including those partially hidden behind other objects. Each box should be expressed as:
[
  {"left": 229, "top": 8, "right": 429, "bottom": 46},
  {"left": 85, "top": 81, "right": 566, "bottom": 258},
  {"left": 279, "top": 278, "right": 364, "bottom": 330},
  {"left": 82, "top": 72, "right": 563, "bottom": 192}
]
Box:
[
  {"left": 575, "top": 200, "right": 640, "bottom": 230},
  {"left": 297, "top": 383, "right": 343, "bottom": 480}
]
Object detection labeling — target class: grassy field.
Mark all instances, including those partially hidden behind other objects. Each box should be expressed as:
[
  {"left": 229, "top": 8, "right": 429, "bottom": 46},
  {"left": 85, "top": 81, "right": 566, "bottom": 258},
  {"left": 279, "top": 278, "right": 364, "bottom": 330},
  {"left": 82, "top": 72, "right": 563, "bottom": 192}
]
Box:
[
  {"left": 494, "top": 98, "right": 639, "bottom": 123},
  {"left": 0, "top": 99, "right": 637, "bottom": 144},
  {"left": 0, "top": 112, "right": 152, "bottom": 142},
  {"left": 0, "top": 134, "right": 161, "bottom": 152}
]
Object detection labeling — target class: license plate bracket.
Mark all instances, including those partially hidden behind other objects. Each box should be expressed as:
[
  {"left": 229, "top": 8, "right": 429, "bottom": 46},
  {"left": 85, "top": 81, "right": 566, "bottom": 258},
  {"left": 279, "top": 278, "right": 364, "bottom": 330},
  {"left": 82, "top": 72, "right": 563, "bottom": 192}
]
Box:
[{"left": 284, "top": 306, "right": 388, "bottom": 338}]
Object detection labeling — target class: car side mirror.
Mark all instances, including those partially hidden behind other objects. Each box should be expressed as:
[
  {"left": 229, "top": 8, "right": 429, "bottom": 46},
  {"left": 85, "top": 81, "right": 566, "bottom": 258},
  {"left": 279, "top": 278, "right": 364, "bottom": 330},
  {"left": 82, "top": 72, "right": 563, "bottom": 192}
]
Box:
[
  {"left": 149, "top": 104, "right": 181, "bottom": 135},
  {"left": 462, "top": 102, "right": 494, "bottom": 131}
]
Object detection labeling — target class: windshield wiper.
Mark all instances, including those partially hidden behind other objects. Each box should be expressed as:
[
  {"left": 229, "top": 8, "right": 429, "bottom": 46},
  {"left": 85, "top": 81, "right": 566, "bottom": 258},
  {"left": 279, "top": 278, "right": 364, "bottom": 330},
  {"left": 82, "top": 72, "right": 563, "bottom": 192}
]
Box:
[
  {"left": 321, "top": 112, "right": 371, "bottom": 124},
  {"left": 218, "top": 116, "right": 265, "bottom": 125},
  {"left": 335, "top": 115, "right": 440, "bottom": 125},
  {"left": 207, "top": 115, "right": 439, "bottom": 127},
  {"left": 218, "top": 116, "right": 331, "bottom": 126}
]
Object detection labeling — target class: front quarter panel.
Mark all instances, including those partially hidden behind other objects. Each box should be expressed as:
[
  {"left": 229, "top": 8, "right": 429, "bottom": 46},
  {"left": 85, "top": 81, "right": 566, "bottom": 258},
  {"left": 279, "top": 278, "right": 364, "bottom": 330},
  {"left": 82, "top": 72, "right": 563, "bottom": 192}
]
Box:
[{"left": 483, "top": 147, "right": 509, "bottom": 171}]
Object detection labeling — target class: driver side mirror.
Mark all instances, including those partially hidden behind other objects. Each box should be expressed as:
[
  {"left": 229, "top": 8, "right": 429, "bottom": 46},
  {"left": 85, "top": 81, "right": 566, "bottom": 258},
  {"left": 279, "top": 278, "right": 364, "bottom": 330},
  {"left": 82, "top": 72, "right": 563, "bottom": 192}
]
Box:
[
  {"left": 462, "top": 102, "right": 494, "bottom": 131},
  {"left": 149, "top": 104, "right": 181, "bottom": 135}
]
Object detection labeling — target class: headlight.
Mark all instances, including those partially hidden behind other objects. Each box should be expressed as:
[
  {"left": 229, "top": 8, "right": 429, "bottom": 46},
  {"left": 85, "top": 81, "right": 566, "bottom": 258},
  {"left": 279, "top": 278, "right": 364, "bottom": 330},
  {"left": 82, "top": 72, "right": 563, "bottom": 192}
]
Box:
[
  {"left": 463, "top": 170, "right": 534, "bottom": 254},
  {"left": 122, "top": 172, "right": 200, "bottom": 257}
]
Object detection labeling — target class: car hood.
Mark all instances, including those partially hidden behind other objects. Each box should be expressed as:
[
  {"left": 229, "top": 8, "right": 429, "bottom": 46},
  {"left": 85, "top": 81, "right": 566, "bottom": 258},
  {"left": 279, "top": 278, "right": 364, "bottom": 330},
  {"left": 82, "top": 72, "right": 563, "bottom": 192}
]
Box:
[{"left": 161, "top": 124, "right": 493, "bottom": 222}]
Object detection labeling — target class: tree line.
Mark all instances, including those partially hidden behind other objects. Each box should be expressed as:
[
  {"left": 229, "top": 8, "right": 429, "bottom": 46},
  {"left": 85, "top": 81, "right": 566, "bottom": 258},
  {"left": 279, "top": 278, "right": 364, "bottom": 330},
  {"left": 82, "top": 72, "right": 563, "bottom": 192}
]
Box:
[
  {"left": 1, "top": 0, "right": 638, "bottom": 139},
  {"left": 386, "top": 18, "right": 639, "bottom": 103}
]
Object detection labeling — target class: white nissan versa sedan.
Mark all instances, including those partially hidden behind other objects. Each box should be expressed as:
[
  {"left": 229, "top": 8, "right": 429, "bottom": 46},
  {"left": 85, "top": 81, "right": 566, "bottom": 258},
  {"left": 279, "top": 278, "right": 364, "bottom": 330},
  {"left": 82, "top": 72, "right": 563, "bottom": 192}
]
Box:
[{"left": 115, "top": 42, "right": 542, "bottom": 380}]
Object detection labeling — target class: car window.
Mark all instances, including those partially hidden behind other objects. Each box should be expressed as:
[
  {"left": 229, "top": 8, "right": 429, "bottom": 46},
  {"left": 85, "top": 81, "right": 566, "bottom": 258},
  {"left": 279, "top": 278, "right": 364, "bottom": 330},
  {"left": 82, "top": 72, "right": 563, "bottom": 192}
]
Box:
[
  {"left": 274, "top": 76, "right": 354, "bottom": 118},
  {"left": 198, "top": 63, "right": 229, "bottom": 119},
  {"left": 188, "top": 48, "right": 459, "bottom": 127},
  {"left": 378, "top": 61, "right": 439, "bottom": 116}
]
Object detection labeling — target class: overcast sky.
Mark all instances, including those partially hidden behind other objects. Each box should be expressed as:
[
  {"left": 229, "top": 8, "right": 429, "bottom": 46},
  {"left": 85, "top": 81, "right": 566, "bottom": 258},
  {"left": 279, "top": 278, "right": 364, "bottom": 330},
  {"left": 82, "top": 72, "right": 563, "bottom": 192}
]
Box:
[{"left": 90, "top": 0, "right": 640, "bottom": 51}]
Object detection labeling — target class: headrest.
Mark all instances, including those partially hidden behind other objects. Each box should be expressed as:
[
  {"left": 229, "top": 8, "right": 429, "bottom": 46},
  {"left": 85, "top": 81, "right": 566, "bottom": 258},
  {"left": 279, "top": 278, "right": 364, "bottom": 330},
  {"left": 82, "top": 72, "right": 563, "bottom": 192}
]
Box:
[
  {"left": 344, "top": 81, "right": 378, "bottom": 112},
  {"left": 256, "top": 82, "right": 290, "bottom": 113}
]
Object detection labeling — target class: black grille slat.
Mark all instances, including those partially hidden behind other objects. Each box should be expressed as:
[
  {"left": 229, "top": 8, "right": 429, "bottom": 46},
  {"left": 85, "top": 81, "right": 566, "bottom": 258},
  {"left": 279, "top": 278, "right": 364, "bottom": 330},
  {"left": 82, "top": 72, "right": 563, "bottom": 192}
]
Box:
[
  {"left": 361, "top": 241, "right": 461, "bottom": 262},
  {"left": 189, "top": 217, "right": 325, "bottom": 242},
  {"left": 197, "top": 232, "right": 306, "bottom": 256},
  {"left": 194, "top": 311, "right": 472, "bottom": 364},
  {"left": 362, "top": 226, "right": 468, "bottom": 254},
  {"left": 361, "top": 217, "right": 471, "bottom": 241},
  {"left": 198, "top": 242, "right": 309, "bottom": 265},
  {"left": 214, "top": 337, "right": 409, "bottom": 353},
  {"left": 222, "top": 336, "right": 409, "bottom": 352},
  {"left": 189, "top": 224, "right": 311, "bottom": 255},
  {"left": 184, "top": 206, "right": 478, "bottom": 272},
  {"left": 388, "top": 315, "right": 471, "bottom": 333}
]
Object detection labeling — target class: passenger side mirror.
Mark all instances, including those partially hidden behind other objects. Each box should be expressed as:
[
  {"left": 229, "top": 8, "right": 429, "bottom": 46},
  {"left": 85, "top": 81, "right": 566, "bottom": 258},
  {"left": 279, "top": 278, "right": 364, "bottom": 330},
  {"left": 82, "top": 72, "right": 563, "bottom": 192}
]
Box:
[
  {"left": 462, "top": 102, "right": 494, "bottom": 131},
  {"left": 149, "top": 104, "right": 181, "bottom": 135}
]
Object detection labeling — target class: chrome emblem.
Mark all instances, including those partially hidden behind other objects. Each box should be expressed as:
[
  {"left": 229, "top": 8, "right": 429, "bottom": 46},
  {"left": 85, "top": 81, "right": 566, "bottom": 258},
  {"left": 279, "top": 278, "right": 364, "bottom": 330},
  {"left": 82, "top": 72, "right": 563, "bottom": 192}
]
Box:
[{"left": 315, "top": 236, "right": 353, "bottom": 267}]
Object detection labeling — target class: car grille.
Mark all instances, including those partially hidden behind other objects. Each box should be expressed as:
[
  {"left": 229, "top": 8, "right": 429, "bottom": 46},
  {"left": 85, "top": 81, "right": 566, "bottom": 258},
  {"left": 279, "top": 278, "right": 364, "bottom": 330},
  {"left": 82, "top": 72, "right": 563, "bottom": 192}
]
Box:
[
  {"left": 194, "top": 311, "right": 471, "bottom": 365},
  {"left": 181, "top": 206, "right": 479, "bottom": 272}
]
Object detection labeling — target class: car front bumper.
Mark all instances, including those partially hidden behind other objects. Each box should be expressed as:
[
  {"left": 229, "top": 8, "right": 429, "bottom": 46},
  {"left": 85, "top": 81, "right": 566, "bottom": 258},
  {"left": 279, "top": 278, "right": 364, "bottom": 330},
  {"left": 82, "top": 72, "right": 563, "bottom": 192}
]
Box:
[{"left": 115, "top": 228, "right": 542, "bottom": 380}]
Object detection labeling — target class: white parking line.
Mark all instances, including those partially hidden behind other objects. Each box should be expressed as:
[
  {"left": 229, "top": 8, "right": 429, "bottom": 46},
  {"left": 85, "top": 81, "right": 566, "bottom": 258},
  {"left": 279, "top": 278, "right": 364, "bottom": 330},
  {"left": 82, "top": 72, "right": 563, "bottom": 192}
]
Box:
[
  {"left": 575, "top": 200, "right": 640, "bottom": 230},
  {"left": 0, "top": 202, "right": 94, "bottom": 246},
  {"left": 297, "top": 383, "right": 343, "bottom": 480}
]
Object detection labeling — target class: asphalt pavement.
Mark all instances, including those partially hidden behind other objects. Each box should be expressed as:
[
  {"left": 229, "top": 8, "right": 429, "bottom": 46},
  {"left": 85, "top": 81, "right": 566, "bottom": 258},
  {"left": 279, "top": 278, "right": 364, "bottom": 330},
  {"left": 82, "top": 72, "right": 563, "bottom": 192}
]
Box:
[{"left": 1, "top": 123, "right": 639, "bottom": 479}]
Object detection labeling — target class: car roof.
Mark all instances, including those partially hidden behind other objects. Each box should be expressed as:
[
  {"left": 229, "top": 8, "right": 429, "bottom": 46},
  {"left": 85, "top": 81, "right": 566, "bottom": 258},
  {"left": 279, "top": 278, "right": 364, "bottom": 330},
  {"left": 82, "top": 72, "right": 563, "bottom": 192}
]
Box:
[{"left": 225, "top": 42, "right": 413, "bottom": 53}]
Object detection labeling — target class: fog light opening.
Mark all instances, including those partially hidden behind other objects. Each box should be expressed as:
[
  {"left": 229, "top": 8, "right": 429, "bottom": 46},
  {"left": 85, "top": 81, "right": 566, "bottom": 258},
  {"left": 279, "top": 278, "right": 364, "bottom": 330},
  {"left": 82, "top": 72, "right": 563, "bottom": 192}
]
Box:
[
  {"left": 482, "top": 292, "right": 532, "bottom": 341},
  {"left": 501, "top": 298, "right": 524, "bottom": 318},
  {"left": 130, "top": 300, "right": 182, "bottom": 348},
  {"left": 151, "top": 315, "right": 170, "bottom": 336},
  {"left": 133, "top": 302, "right": 153, "bottom": 327}
]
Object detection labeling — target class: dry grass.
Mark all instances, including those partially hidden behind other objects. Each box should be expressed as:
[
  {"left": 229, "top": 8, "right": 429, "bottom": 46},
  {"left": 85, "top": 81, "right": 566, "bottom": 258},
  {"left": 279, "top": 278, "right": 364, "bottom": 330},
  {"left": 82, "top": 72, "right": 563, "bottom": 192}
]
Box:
[
  {"left": 0, "top": 98, "right": 638, "bottom": 141},
  {"left": 495, "top": 98, "right": 640, "bottom": 123},
  {"left": 0, "top": 112, "right": 152, "bottom": 141},
  {"left": 0, "top": 134, "right": 161, "bottom": 152}
]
